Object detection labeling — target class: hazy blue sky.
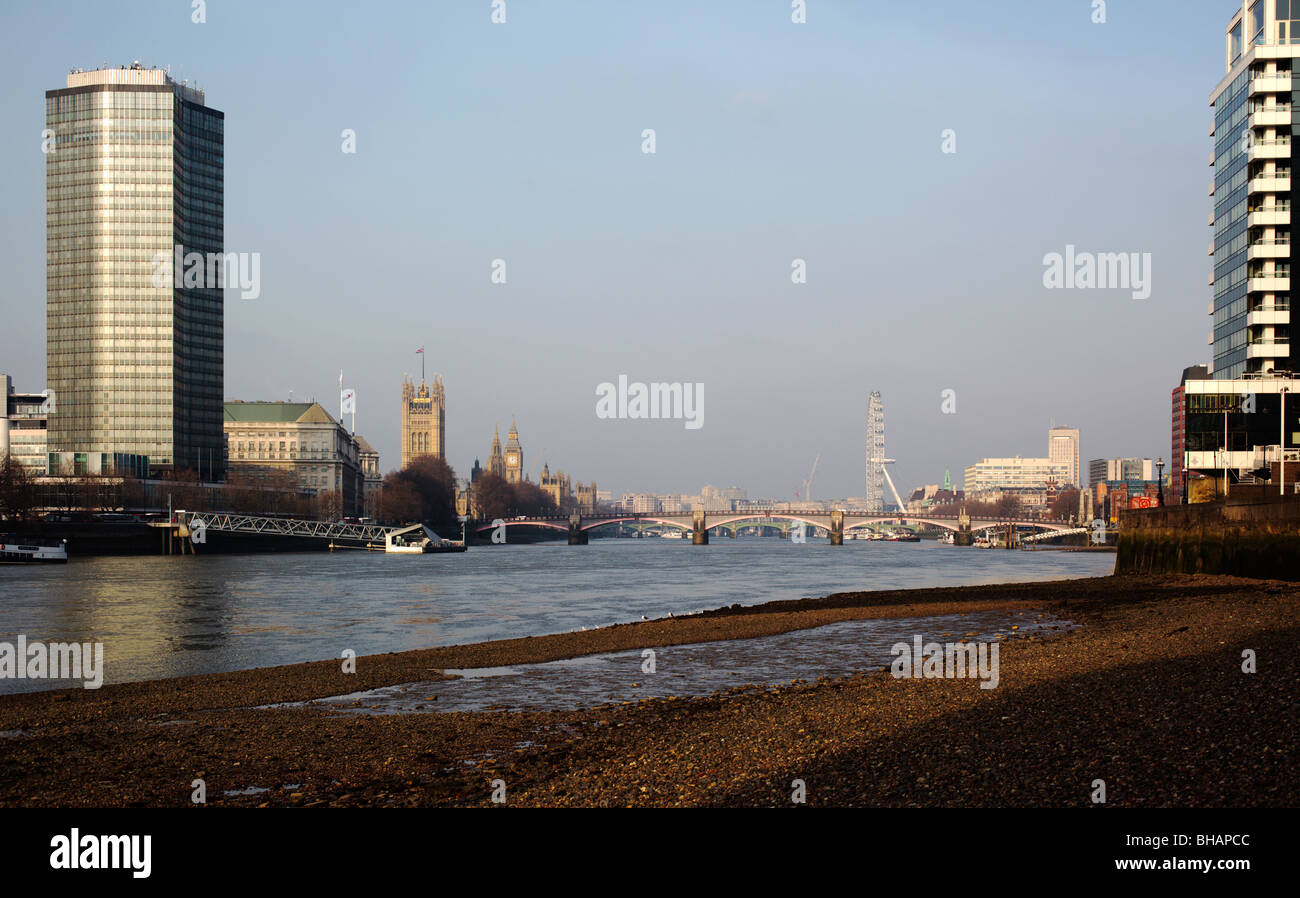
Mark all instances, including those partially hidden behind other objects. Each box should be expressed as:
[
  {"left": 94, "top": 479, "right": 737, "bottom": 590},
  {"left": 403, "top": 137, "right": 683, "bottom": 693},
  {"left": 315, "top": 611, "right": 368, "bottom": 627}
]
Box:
[{"left": 0, "top": 0, "right": 1232, "bottom": 498}]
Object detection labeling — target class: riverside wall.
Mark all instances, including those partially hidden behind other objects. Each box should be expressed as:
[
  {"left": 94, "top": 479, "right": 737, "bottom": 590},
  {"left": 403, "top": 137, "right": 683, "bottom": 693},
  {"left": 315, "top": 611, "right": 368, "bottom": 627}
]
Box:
[{"left": 1117, "top": 488, "right": 1300, "bottom": 579}]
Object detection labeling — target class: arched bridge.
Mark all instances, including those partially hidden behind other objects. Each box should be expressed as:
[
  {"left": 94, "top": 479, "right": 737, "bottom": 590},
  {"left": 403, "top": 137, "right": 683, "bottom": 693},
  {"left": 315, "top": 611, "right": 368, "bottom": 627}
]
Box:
[{"left": 473, "top": 510, "right": 1076, "bottom": 545}]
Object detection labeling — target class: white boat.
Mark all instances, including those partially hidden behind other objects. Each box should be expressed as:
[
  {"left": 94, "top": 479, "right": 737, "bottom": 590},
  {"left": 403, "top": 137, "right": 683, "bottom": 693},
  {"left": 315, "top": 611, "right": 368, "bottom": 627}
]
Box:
[
  {"left": 0, "top": 537, "right": 68, "bottom": 564},
  {"left": 383, "top": 524, "right": 467, "bottom": 554},
  {"left": 660, "top": 530, "right": 686, "bottom": 539}
]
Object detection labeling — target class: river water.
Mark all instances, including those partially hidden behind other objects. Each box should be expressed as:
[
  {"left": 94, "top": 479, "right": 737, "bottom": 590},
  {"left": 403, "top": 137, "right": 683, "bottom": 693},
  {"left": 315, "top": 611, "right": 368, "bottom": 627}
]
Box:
[
  {"left": 0, "top": 538, "right": 1112, "bottom": 693},
  {"left": 293, "top": 609, "right": 1077, "bottom": 715}
]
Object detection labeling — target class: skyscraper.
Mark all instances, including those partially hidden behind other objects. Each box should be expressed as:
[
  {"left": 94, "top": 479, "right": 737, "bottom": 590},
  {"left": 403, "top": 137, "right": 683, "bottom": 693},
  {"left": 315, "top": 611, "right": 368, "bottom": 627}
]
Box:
[
  {"left": 45, "top": 64, "right": 224, "bottom": 476},
  {"left": 1048, "top": 425, "right": 1081, "bottom": 487},
  {"left": 865, "top": 392, "right": 885, "bottom": 512},
  {"left": 1210, "top": 2, "right": 1295, "bottom": 380},
  {"left": 400, "top": 374, "right": 445, "bottom": 468}
]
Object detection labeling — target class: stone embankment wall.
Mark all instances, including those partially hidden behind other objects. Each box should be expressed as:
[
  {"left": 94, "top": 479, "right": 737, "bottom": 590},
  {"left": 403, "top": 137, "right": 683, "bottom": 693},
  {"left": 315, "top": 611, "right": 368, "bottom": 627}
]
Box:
[{"left": 1118, "top": 491, "right": 1300, "bottom": 579}]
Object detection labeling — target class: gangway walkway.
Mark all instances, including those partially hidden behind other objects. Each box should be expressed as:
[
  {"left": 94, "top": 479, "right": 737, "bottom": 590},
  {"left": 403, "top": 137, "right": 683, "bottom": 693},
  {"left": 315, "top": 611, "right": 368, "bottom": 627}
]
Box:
[{"left": 171, "top": 511, "right": 395, "bottom": 544}]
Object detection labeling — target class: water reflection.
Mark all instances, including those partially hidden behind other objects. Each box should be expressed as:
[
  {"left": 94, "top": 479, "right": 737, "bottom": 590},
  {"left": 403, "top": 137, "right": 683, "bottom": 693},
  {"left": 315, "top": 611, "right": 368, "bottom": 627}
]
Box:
[
  {"left": 297, "top": 609, "right": 1075, "bottom": 714},
  {"left": 0, "top": 539, "right": 1111, "bottom": 692}
]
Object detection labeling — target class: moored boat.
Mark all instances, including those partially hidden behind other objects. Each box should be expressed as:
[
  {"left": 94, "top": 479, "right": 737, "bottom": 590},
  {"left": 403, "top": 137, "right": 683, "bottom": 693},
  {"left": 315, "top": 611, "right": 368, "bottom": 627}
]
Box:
[
  {"left": 0, "top": 537, "right": 69, "bottom": 564},
  {"left": 383, "top": 524, "right": 467, "bottom": 554}
]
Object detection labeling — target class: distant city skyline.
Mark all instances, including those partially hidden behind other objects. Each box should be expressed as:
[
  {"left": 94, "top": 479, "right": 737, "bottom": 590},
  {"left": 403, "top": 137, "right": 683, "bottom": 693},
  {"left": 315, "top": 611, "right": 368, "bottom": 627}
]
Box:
[{"left": 0, "top": 2, "right": 1217, "bottom": 497}]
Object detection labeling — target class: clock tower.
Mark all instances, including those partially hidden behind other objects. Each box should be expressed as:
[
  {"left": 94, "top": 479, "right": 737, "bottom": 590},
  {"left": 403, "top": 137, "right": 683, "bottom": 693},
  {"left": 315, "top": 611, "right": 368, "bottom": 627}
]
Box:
[{"left": 504, "top": 418, "right": 523, "bottom": 484}]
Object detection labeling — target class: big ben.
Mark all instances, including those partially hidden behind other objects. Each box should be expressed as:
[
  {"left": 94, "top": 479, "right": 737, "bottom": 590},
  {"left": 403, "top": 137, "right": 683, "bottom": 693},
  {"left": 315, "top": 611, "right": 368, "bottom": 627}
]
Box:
[{"left": 504, "top": 419, "right": 523, "bottom": 484}]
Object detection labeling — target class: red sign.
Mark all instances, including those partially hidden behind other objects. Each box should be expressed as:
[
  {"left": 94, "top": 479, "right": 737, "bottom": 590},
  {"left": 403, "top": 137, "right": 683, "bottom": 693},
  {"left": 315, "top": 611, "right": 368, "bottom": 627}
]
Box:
[{"left": 1129, "top": 496, "right": 1157, "bottom": 509}]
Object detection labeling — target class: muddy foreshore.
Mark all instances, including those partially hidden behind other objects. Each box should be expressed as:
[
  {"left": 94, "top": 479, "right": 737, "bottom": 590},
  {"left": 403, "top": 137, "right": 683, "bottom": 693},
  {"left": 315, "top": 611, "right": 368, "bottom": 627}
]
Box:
[{"left": 0, "top": 573, "right": 1295, "bottom": 807}]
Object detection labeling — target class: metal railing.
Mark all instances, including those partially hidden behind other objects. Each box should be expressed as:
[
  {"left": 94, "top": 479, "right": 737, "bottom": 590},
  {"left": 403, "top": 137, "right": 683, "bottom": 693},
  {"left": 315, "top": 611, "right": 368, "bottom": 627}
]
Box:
[{"left": 174, "top": 510, "right": 395, "bottom": 543}]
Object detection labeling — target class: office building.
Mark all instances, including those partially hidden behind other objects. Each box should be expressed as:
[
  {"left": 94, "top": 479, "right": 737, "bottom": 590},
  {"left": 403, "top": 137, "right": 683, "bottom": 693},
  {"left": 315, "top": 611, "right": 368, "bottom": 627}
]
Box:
[
  {"left": 964, "top": 457, "right": 1069, "bottom": 493},
  {"left": 1048, "top": 426, "right": 1081, "bottom": 487},
  {"left": 1088, "top": 457, "right": 1157, "bottom": 486},
  {"left": 46, "top": 64, "right": 224, "bottom": 476},
  {"left": 1172, "top": 364, "right": 1211, "bottom": 499},
  {"left": 224, "top": 401, "right": 366, "bottom": 516},
  {"left": 1, "top": 374, "right": 49, "bottom": 475}
]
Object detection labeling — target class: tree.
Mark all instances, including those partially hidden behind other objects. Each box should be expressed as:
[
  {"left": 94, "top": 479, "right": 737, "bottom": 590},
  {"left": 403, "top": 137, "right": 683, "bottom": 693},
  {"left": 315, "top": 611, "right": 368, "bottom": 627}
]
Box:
[
  {"left": 993, "top": 493, "right": 1022, "bottom": 518},
  {"left": 473, "top": 472, "right": 512, "bottom": 522},
  {"left": 382, "top": 455, "right": 458, "bottom": 529},
  {"left": 0, "top": 456, "right": 37, "bottom": 521},
  {"left": 1051, "top": 488, "right": 1081, "bottom": 521},
  {"left": 378, "top": 477, "right": 421, "bottom": 524},
  {"left": 511, "top": 480, "right": 557, "bottom": 516}
]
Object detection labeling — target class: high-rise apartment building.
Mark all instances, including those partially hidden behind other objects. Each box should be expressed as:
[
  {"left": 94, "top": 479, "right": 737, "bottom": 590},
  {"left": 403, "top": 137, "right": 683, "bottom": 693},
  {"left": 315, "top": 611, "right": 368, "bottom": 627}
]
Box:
[
  {"left": 1210, "top": 2, "right": 1298, "bottom": 380},
  {"left": 1048, "top": 425, "right": 1081, "bottom": 487},
  {"left": 45, "top": 64, "right": 225, "bottom": 476}
]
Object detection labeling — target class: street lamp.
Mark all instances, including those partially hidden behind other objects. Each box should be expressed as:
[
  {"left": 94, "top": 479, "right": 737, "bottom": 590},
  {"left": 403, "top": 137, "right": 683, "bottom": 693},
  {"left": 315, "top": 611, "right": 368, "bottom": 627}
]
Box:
[
  {"left": 1281, "top": 384, "right": 1290, "bottom": 497},
  {"left": 1157, "top": 457, "right": 1165, "bottom": 507}
]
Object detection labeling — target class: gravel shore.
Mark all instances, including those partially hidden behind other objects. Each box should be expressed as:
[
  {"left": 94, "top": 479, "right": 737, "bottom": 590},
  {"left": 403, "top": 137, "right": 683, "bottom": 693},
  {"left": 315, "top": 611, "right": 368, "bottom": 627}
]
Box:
[{"left": 0, "top": 573, "right": 1294, "bottom": 807}]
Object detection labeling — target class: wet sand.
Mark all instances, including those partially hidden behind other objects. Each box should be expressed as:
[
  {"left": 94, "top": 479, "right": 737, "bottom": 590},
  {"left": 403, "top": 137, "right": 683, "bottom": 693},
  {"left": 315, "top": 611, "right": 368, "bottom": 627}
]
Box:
[{"left": 0, "top": 573, "right": 1295, "bottom": 807}]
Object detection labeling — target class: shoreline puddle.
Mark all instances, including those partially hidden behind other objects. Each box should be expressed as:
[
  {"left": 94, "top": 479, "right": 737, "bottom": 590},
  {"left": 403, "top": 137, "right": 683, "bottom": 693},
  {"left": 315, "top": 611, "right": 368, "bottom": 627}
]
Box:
[{"left": 284, "top": 609, "right": 1076, "bottom": 716}]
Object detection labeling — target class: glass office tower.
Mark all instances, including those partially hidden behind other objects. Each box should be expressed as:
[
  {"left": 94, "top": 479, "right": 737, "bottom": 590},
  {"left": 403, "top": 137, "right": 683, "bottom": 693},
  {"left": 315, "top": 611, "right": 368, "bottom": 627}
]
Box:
[
  {"left": 1210, "top": 2, "right": 1300, "bottom": 381},
  {"left": 45, "top": 64, "right": 224, "bottom": 477}
]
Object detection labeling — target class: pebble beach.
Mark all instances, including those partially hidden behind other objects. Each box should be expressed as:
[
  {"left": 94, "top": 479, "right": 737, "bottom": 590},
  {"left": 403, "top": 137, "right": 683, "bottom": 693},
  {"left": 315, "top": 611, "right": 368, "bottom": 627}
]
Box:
[{"left": 0, "top": 573, "right": 1294, "bottom": 807}]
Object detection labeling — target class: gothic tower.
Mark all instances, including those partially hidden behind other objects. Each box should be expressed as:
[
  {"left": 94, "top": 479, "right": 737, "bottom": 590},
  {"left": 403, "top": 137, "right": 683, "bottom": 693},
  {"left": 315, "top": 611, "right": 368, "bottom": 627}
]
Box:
[
  {"left": 488, "top": 424, "right": 505, "bottom": 478},
  {"left": 400, "top": 374, "right": 446, "bottom": 469},
  {"left": 504, "top": 418, "right": 523, "bottom": 484}
]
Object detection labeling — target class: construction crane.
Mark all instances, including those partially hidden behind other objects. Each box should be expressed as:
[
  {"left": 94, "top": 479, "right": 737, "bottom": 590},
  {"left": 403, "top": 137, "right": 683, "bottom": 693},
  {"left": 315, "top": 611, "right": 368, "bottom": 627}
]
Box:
[
  {"left": 528, "top": 448, "right": 547, "bottom": 481},
  {"left": 796, "top": 453, "right": 820, "bottom": 501}
]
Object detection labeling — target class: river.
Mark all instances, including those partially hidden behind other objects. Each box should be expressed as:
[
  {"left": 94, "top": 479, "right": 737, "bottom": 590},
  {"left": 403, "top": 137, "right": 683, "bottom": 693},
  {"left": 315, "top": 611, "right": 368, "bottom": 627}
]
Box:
[{"left": 0, "top": 538, "right": 1113, "bottom": 693}]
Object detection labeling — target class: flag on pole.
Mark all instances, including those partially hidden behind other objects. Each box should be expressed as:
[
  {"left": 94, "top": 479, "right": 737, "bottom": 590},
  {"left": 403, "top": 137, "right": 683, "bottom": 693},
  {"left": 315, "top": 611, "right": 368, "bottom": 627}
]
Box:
[
  {"left": 416, "top": 346, "right": 424, "bottom": 354},
  {"left": 341, "top": 389, "right": 356, "bottom": 416}
]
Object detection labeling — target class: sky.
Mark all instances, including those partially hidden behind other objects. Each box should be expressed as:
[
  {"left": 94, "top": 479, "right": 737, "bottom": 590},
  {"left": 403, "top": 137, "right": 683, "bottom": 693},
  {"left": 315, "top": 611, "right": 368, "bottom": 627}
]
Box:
[{"left": 0, "top": 0, "right": 1235, "bottom": 499}]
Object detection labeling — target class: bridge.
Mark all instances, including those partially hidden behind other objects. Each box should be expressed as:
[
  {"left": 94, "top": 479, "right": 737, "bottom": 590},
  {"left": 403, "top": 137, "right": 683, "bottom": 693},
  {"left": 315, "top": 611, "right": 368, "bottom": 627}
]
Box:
[
  {"left": 473, "top": 510, "right": 1078, "bottom": 545},
  {"left": 161, "top": 511, "right": 400, "bottom": 553}
]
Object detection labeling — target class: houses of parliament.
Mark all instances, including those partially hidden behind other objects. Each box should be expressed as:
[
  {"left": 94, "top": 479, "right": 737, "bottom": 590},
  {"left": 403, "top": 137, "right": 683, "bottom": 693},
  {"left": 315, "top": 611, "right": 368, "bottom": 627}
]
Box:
[{"left": 399, "top": 374, "right": 595, "bottom": 514}]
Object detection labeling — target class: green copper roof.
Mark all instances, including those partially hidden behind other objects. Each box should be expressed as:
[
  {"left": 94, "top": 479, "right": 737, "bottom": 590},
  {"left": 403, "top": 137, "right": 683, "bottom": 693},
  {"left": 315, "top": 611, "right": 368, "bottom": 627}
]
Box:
[{"left": 223, "top": 401, "right": 339, "bottom": 425}]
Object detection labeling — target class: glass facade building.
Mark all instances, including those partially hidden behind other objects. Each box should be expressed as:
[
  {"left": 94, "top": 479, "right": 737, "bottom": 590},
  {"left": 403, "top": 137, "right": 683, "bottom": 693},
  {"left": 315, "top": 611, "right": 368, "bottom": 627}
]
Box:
[
  {"left": 45, "top": 64, "right": 224, "bottom": 477},
  {"left": 1211, "top": 0, "right": 1300, "bottom": 379},
  {"left": 1210, "top": 2, "right": 1300, "bottom": 381}
]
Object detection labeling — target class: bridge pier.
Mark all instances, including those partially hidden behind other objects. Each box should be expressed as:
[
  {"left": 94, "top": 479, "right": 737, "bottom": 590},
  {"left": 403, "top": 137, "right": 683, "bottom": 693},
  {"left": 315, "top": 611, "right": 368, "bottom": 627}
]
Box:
[
  {"left": 692, "top": 510, "right": 709, "bottom": 545},
  {"left": 954, "top": 508, "right": 974, "bottom": 546},
  {"left": 829, "top": 509, "right": 844, "bottom": 546},
  {"left": 568, "top": 513, "right": 588, "bottom": 545}
]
